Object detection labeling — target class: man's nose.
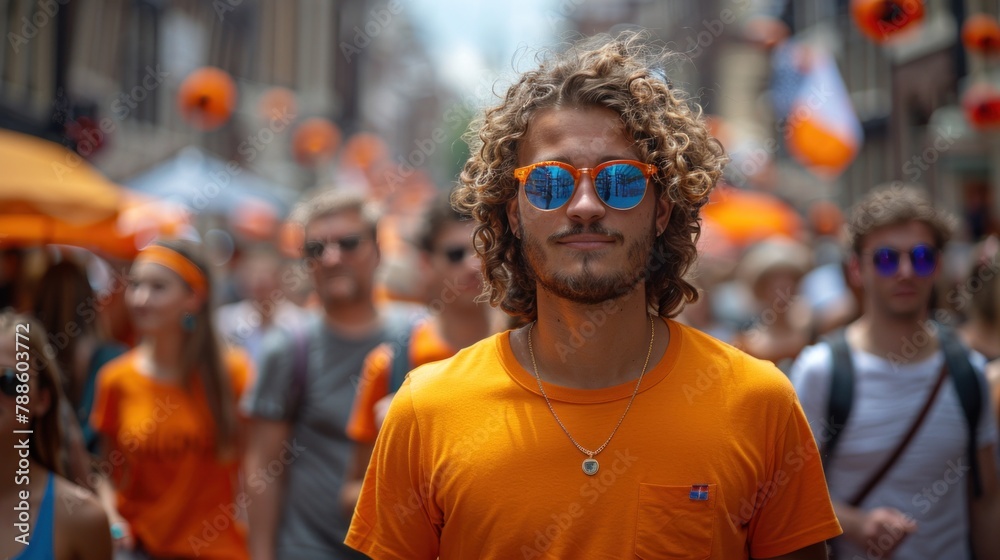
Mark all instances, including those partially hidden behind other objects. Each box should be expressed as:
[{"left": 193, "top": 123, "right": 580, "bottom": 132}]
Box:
[
  {"left": 320, "top": 244, "right": 345, "bottom": 266},
  {"left": 565, "top": 172, "right": 606, "bottom": 224}
]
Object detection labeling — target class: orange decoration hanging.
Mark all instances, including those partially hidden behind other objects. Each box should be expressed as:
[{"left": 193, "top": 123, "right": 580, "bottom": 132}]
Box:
[
  {"left": 292, "top": 118, "right": 341, "bottom": 167},
  {"left": 177, "top": 67, "right": 238, "bottom": 131},
  {"left": 278, "top": 221, "right": 305, "bottom": 259},
  {"left": 258, "top": 86, "right": 297, "bottom": 122},
  {"left": 962, "top": 82, "right": 1000, "bottom": 130},
  {"left": 962, "top": 14, "right": 1000, "bottom": 55},
  {"left": 851, "top": 0, "right": 925, "bottom": 44},
  {"left": 340, "top": 132, "right": 389, "bottom": 170},
  {"left": 743, "top": 16, "right": 791, "bottom": 49}
]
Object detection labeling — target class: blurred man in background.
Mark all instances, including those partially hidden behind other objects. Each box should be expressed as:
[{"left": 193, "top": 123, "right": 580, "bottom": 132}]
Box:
[{"left": 242, "top": 189, "right": 406, "bottom": 560}]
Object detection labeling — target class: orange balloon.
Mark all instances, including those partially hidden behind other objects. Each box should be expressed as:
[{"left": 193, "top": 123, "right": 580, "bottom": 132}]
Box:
[
  {"left": 743, "top": 16, "right": 790, "bottom": 49},
  {"left": 292, "top": 118, "right": 341, "bottom": 167},
  {"left": 807, "top": 200, "right": 844, "bottom": 237},
  {"left": 962, "top": 14, "right": 1000, "bottom": 55},
  {"left": 231, "top": 200, "right": 279, "bottom": 241},
  {"left": 851, "top": 0, "right": 924, "bottom": 43},
  {"left": 341, "top": 132, "right": 389, "bottom": 170},
  {"left": 177, "top": 67, "right": 238, "bottom": 131},
  {"left": 279, "top": 221, "right": 305, "bottom": 259},
  {"left": 258, "top": 86, "right": 297, "bottom": 121},
  {"left": 962, "top": 82, "right": 1000, "bottom": 129}
]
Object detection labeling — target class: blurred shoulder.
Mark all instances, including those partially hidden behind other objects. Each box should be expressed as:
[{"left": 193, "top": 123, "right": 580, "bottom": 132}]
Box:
[
  {"left": 95, "top": 349, "right": 140, "bottom": 385},
  {"left": 54, "top": 476, "right": 109, "bottom": 533},
  {"left": 673, "top": 321, "right": 797, "bottom": 401},
  {"left": 222, "top": 346, "right": 253, "bottom": 393},
  {"left": 405, "top": 333, "right": 505, "bottom": 392}
]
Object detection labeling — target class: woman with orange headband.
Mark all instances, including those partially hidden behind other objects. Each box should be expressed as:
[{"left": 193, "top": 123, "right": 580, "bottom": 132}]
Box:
[{"left": 90, "top": 239, "right": 252, "bottom": 559}]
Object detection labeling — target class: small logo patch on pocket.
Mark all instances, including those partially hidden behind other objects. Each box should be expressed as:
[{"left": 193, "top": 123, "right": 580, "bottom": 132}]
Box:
[{"left": 689, "top": 484, "right": 710, "bottom": 501}]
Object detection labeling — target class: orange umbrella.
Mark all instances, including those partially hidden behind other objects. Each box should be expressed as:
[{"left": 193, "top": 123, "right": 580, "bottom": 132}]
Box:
[
  {"left": 700, "top": 186, "right": 803, "bottom": 246},
  {"left": 0, "top": 129, "right": 186, "bottom": 258}
]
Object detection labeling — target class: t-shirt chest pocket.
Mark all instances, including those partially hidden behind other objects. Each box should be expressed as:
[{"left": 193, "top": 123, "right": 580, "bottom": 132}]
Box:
[{"left": 635, "top": 483, "right": 716, "bottom": 559}]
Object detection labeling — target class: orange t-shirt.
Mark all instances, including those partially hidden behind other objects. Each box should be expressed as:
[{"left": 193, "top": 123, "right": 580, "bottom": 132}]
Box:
[
  {"left": 347, "top": 321, "right": 456, "bottom": 443},
  {"left": 91, "top": 348, "right": 252, "bottom": 560},
  {"left": 346, "top": 318, "right": 842, "bottom": 559}
]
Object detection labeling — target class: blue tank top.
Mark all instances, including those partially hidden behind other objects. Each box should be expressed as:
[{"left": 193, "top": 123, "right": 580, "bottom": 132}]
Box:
[{"left": 13, "top": 472, "right": 54, "bottom": 560}]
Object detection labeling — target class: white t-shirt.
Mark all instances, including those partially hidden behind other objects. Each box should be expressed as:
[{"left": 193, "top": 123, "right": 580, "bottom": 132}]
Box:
[{"left": 790, "top": 343, "right": 998, "bottom": 560}]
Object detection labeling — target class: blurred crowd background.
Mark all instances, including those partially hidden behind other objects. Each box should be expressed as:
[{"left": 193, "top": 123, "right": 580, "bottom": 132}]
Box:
[
  {"left": 1, "top": 0, "right": 998, "bottom": 360},
  {"left": 1, "top": 0, "right": 1000, "bottom": 558}
]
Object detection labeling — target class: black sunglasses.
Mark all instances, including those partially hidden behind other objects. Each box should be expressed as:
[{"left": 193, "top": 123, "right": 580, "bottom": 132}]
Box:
[
  {"left": 303, "top": 235, "right": 365, "bottom": 259},
  {"left": 0, "top": 367, "right": 23, "bottom": 398},
  {"left": 439, "top": 246, "right": 472, "bottom": 264}
]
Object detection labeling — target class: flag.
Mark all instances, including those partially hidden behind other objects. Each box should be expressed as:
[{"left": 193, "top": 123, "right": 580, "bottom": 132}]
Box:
[{"left": 771, "top": 40, "right": 863, "bottom": 178}]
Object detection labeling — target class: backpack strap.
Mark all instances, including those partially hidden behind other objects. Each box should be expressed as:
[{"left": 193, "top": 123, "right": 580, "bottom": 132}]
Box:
[
  {"left": 388, "top": 325, "right": 414, "bottom": 394},
  {"left": 287, "top": 322, "right": 312, "bottom": 421},
  {"left": 823, "top": 328, "right": 854, "bottom": 472},
  {"left": 936, "top": 322, "right": 983, "bottom": 499}
]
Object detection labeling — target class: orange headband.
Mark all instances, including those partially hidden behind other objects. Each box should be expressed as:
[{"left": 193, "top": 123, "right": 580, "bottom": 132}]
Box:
[{"left": 136, "top": 245, "right": 208, "bottom": 298}]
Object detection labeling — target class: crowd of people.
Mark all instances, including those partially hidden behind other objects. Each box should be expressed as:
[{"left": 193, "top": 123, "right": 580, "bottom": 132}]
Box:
[{"left": 0, "top": 31, "right": 998, "bottom": 560}]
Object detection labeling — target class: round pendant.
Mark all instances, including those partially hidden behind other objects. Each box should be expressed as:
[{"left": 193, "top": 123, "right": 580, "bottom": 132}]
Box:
[{"left": 582, "top": 457, "right": 599, "bottom": 476}]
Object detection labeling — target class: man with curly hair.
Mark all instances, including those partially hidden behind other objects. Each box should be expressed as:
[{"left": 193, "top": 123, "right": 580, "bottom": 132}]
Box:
[
  {"left": 790, "top": 185, "right": 1000, "bottom": 560},
  {"left": 346, "top": 33, "right": 842, "bottom": 559}
]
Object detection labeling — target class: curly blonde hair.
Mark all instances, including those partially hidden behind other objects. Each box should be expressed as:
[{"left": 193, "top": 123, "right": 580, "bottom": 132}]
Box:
[{"left": 453, "top": 32, "right": 726, "bottom": 321}]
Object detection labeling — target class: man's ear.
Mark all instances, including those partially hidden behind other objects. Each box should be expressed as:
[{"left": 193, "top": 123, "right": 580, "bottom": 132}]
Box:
[
  {"left": 655, "top": 194, "right": 671, "bottom": 237},
  {"left": 507, "top": 198, "right": 521, "bottom": 239},
  {"left": 847, "top": 254, "right": 863, "bottom": 288}
]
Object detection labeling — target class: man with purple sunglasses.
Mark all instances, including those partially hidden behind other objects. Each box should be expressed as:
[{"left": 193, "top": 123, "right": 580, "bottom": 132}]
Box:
[{"left": 790, "top": 184, "right": 1000, "bottom": 560}]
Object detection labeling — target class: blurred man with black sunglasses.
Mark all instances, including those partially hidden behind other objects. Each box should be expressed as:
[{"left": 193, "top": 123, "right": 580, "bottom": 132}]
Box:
[
  {"left": 242, "top": 189, "right": 408, "bottom": 560},
  {"left": 339, "top": 191, "right": 499, "bottom": 518}
]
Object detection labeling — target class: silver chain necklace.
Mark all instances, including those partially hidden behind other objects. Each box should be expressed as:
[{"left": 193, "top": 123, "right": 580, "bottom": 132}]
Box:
[{"left": 527, "top": 315, "right": 655, "bottom": 476}]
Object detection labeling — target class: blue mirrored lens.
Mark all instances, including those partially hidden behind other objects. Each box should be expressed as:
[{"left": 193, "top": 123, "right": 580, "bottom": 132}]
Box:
[
  {"left": 911, "top": 245, "right": 937, "bottom": 276},
  {"left": 873, "top": 248, "right": 900, "bottom": 276},
  {"left": 594, "top": 163, "right": 647, "bottom": 209},
  {"left": 524, "top": 165, "right": 575, "bottom": 210}
]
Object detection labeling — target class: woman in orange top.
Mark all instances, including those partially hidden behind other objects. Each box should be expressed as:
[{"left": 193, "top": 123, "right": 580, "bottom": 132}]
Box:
[{"left": 91, "top": 239, "right": 251, "bottom": 559}]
